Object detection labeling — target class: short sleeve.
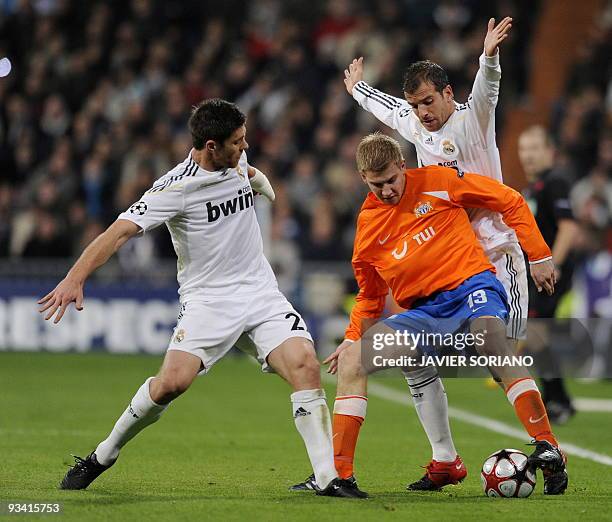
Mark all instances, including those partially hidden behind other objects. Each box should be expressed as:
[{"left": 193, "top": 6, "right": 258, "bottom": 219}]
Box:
[{"left": 117, "top": 183, "right": 185, "bottom": 233}]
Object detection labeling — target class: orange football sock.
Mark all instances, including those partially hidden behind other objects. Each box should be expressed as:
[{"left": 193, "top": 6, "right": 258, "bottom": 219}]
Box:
[
  {"left": 332, "top": 396, "right": 367, "bottom": 479},
  {"left": 506, "top": 378, "right": 558, "bottom": 446}
]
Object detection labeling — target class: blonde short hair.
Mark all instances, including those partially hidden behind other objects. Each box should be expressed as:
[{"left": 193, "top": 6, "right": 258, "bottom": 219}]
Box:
[{"left": 356, "top": 132, "right": 404, "bottom": 173}]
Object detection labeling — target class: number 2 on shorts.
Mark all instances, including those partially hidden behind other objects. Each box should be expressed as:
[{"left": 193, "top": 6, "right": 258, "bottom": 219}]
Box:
[{"left": 285, "top": 312, "right": 305, "bottom": 331}]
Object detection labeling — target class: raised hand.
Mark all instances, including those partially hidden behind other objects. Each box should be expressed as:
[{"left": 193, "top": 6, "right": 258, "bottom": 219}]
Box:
[
  {"left": 484, "top": 17, "right": 513, "bottom": 57},
  {"left": 343, "top": 57, "right": 364, "bottom": 95},
  {"left": 38, "top": 276, "right": 84, "bottom": 324}
]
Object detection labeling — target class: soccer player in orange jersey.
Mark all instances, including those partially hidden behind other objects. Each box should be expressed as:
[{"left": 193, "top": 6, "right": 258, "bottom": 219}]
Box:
[
  {"left": 293, "top": 17, "right": 530, "bottom": 495},
  {"left": 329, "top": 133, "right": 567, "bottom": 496}
]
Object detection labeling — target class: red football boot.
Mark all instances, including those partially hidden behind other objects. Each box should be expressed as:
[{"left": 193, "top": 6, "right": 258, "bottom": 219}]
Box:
[{"left": 407, "top": 455, "right": 467, "bottom": 491}]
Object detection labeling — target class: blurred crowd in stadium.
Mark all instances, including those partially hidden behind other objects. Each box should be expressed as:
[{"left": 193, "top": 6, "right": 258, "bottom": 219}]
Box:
[{"left": 0, "top": 0, "right": 610, "bottom": 309}]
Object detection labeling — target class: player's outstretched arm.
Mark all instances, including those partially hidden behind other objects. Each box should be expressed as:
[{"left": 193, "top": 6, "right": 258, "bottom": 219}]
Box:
[
  {"left": 327, "top": 255, "right": 387, "bottom": 374},
  {"left": 38, "top": 219, "right": 140, "bottom": 323},
  {"left": 444, "top": 168, "right": 555, "bottom": 294},
  {"left": 344, "top": 57, "right": 414, "bottom": 141},
  {"left": 467, "top": 17, "right": 512, "bottom": 144}
]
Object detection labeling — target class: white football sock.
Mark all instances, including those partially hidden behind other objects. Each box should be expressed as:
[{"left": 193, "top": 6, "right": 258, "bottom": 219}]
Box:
[
  {"left": 404, "top": 367, "right": 457, "bottom": 462},
  {"left": 95, "top": 377, "right": 168, "bottom": 465},
  {"left": 333, "top": 395, "right": 368, "bottom": 418},
  {"left": 291, "top": 389, "right": 337, "bottom": 489}
]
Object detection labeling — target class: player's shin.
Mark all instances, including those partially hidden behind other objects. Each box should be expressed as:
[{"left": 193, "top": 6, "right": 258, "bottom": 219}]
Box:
[
  {"left": 291, "top": 389, "right": 337, "bottom": 489},
  {"left": 403, "top": 366, "right": 457, "bottom": 462},
  {"left": 471, "top": 317, "right": 558, "bottom": 447},
  {"left": 332, "top": 395, "right": 367, "bottom": 479},
  {"left": 506, "top": 378, "right": 558, "bottom": 446},
  {"left": 95, "top": 377, "right": 169, "bottom": 465},
  {"left": 332, "top": 345, "right": 368, "bottom": 480}
]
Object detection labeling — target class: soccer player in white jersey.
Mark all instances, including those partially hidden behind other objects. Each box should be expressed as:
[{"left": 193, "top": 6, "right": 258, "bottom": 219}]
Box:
[
  {"left": 39, "top": 99, "right": 360, "bottom": 498},
  {"left": 291, "top": 17, "right": 538, "bottom": 494}
]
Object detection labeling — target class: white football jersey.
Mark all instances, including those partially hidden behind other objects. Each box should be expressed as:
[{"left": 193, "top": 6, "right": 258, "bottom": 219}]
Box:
[
  {"left": 352, "top": 52, "right": 517, "bottom": 252},
  {"left": 117, "top": 151, "right": 277, "bottom": 300}
]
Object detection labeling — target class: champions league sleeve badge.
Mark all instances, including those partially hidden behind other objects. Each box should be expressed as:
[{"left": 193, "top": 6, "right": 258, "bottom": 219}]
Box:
[{"left": 129, "top": 201, "right": 148, "bottom": 215}]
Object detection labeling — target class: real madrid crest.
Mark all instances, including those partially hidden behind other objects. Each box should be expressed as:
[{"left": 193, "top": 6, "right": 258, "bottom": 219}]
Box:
[
  {"left": 236, "top": 164, "right": 245, "bottom": 179},
  {"left": 174, "top": 329, "right": 185, "bottom": 343},
  {"left": 441, "top": 139, "right": 457, "bottom": 156}
]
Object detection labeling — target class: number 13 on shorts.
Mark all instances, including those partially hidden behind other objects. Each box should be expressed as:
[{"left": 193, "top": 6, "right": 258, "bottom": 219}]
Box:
[{"left": 467, "top": 289, "right": 488, "bottom": 310}]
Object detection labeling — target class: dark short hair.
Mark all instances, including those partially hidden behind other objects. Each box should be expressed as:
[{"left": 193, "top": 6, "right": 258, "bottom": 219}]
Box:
[
  {"left": 402, "top": 61, "right": 449, "bottom": 95},
  {"left": 188, "top": 99, "right": 246, "bottom": 150}
]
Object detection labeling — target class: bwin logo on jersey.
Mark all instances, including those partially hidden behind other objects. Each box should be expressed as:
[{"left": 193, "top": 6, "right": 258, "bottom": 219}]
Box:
[{"left": 206, "top": 188, "right": 254, "bottom": 222}]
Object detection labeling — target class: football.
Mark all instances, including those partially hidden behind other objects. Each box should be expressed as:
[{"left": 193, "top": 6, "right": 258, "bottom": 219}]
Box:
[{"left": 481, "top": 449, "right": 536, "bottom": 498}]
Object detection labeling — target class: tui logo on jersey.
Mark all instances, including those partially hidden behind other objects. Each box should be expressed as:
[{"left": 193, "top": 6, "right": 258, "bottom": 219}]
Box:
[
  {"left": 206, "top": 186, "right": 254, "bottom": 222},
  {"left": 129, "top": 201, "right": 148, "bottom": 215},
  {"left": 413, "top": 226, "right": 436, "bottom": 245},
  {"left": 414, "top": 201, "right": 433, "bottom": 218}
]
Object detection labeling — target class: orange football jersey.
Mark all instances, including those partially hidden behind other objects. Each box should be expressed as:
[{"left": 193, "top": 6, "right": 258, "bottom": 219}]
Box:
[{"left": 345, "top": 166, "right": 551, "bottom": 340}]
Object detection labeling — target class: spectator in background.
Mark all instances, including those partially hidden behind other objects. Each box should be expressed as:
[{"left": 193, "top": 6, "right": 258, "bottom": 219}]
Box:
[
  {"left": 571, "top": 132, "right": 612, "bottom": 224},
  {"left": 22, "top": 210, "right": 72, "bottom": 258},
  {"left": 300, "top": 192, "right": 345, "bottom": 262},
  {"left": 0, "top": 0, "right": 605, "bottom": 318},
  {"left": 287, "top": 154, "right": 321, "bottom": 216},
  {"left": 0, "top": 184, "right": 13, "bottom": 257}
]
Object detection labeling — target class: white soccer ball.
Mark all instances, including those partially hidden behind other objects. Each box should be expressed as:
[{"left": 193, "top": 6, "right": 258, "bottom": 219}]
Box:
[{"left": 481, "top": 449, "right": 536, "bottom": 498}]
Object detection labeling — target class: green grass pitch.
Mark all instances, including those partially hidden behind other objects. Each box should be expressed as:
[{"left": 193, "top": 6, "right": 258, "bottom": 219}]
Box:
[{"left": 1, "top": 352, "right": 611, "bottom": 521}]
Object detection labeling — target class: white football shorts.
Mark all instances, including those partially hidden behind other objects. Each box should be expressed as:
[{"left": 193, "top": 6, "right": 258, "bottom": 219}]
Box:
[
  {"left": 167, "top": 288, "right": 312, "bottom": 374},
  {"left": 486, "top": 241, "right": 529, "bottom": 340}
]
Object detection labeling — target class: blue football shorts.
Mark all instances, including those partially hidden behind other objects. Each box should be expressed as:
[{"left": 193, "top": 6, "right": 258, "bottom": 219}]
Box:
[{"left": 383, "top": 270, "right": 509, "bottom": 355}]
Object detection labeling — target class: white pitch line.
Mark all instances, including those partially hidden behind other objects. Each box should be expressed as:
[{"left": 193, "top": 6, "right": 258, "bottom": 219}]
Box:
[
  {"left": 574, "top": 398, "right": 612, "bottom": 413},
  {"left": 0, "top": 427, "right": 99, "bottom": 437},
  {"left": 360, "top": 380, "right": 612, "bottom": 467}
]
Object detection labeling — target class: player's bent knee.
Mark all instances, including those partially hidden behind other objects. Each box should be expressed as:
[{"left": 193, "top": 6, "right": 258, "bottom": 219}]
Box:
[
  {"left": 155, "top": 370, "right": 195, "bottom": 400},
  {"left": 290, "top": 347, "right": 320, "bottom": 378},
  {"left": 268, "top": 338, "right": 321, "bottom": 388}
]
